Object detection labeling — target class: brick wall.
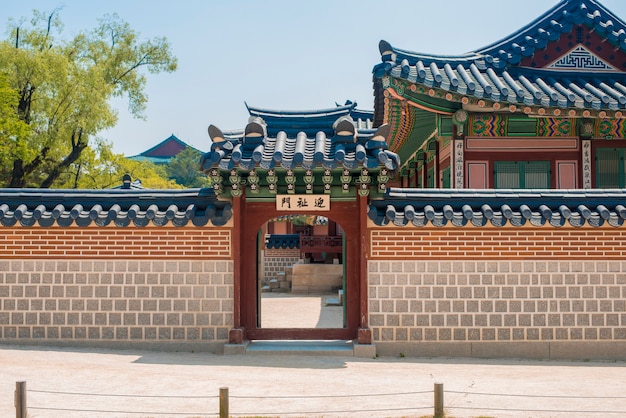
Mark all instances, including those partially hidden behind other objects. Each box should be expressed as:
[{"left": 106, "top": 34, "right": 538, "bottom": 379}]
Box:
[
  {"left": 0, "top": 259, "right": 233, "bottom": 352},
  {"left": 0, "top": 226, "right": 233, "bottom": 352},
  {"left": 370, "top": 227, "right": 626, "bottom": 260},
  {"left": 0, "top": 227, "right": 231, "bottom": 259},
  {"left": 369, "top": 226, "right": 626, "bottom": 359}
]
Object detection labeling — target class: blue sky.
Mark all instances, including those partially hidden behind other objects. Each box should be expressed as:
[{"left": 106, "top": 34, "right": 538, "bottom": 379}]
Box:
[{"left": 3, "top": 1, "right": 626, "bottom": 156}]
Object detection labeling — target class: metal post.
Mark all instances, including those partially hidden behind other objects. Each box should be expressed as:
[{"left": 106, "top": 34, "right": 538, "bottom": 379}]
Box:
[
  {"left": 219, "top": 386, "right": 229, "bottom": 418},
  {"left": 434, "top": 382, "right": 444, "bottom": 418},
  {"left": 15, "top": 381, "right": 26, "bottom": 418}
]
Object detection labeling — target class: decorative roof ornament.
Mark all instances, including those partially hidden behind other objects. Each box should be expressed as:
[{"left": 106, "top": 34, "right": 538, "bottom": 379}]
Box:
[
  {"left": 373, "top": 0, "right": 626, "bottom": 116},
  {"left": 547, "top": 45, "right": 616, "bottom": 71}
]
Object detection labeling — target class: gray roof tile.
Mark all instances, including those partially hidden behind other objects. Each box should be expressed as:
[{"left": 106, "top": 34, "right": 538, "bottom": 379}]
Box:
[
  {"left": 370, "top": 188, "right": 626, "bottom": 228},
  {"left": 0, "top": 189, "right": 231, "bottom": 228}
]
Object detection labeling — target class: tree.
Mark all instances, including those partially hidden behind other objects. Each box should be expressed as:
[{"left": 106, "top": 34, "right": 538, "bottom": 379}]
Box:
[
  {"left": 0, "top": 9, "right": 177, "bottom": 188},
  {"left": 0, "top": 73, "right": 31, "bottom": 183},
  {"left": 55, "top": 137, "right": 182, "bottom": 189},
  {"left": 165, "top": 147, "right": 212, "bottom": 188}
]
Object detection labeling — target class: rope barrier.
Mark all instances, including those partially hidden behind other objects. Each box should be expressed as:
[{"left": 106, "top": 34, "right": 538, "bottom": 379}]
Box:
[
  {"left": 28, "top": 388, "right": 217, "bottom": 399},
  {"left": 230, "top": 390, "right": 431, "bottom": 399},
  {"left": 230, "top": 406, "right": 433, "bottom": 416},
  {"left": 27, "top": 406, "right": 218, "bottom": 416},
  {"left": 452, "top": 405, "right": 626, "bottom": 415},
  {"left": 447, "top": 389, "right": 626, "bottom": 399},
  {"left": 22, "top": 382, "right": 626, "bottom": 417}
]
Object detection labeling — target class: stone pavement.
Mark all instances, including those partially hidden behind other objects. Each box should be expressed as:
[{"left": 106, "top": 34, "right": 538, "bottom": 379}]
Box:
[{"left": 1, "top": 344, "right": 625, "bottom": 417}]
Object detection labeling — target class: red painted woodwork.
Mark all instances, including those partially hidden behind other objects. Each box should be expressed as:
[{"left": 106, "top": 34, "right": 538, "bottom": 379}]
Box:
[
  {"left": 234, "top": 197, "right": 364, "bottom": 341},
  {"left": 463, "top": 145, "right": 581, "bottom": 189},
  {"left": 299, "top": 235, "right": 343, "bottom": 254}
]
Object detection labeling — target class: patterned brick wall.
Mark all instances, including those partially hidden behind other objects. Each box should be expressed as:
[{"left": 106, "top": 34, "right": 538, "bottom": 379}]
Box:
[
  {"left": 369, "top": 226, "right": 626, "bottom": 359},
  {"left": 0, "top": 227, "right": 231, "bottom": 259},
  {"left": 0, "top": 259, "right": 233, "bottom": 352},
  {"left": 370, "top": 227, "right": 626, "bottom": 260}
]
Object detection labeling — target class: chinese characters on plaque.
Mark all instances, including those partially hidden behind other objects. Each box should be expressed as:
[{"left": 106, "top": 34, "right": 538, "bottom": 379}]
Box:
[
  {"left": 276, "top": 195, "right": 330, "bottom": 211},
  {"left": 454, "top": 139, "right": 464, "bottom": 189}
]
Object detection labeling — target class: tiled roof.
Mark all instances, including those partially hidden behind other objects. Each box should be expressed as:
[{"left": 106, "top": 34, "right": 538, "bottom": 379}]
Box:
[
  {"left": 265, "top": 234, "right": 300, "bottom": 250},
  {"left": 201, "top": 117, "right": 399, "bottom": 172},
  {"left": 0, "top": 188, "right": 232, "bottom": 228},
  {"left": 127, "top": 134, "right": 201, "bottom": 164},
  {"left": 369, "top": 188, "right": 626, "bottom": 228},
  {"left": 373, "top": 0, "right": 626, "bottom": 112},
  {"left": 246, "top": 101, "right": 374, "bottom": 138}
]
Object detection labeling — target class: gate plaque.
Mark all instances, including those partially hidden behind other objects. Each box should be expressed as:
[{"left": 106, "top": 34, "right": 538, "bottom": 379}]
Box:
[{"left": 276, "top": 194, "right": 330, "bottom": 211}]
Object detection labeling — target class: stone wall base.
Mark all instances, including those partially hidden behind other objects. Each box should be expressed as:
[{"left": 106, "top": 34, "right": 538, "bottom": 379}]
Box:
[
  {"left": 375, "top": 341, "right": 626, "bottom": 361},
  {"left": 0, "top": 340, "right": 226, "bottom": 354}
]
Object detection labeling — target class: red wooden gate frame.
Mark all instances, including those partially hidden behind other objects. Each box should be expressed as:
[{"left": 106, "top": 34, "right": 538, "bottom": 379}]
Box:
[{"left": 228, "top": 195, "right": 371, "bottom": 343}]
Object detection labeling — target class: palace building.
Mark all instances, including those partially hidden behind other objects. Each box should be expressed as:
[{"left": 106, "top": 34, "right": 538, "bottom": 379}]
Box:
[{"left": 1, "top": 0, "right": 626, "bottom": 359}]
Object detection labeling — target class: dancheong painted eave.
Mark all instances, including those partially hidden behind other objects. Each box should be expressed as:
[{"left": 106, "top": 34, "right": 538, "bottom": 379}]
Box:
[
  {"left": 373, "top": 0, "right": 626, "bottom": 114},
  {"left": 369, "top": 188, "right": 626, "bottom": 228},
  {"left": 0, "top": 188, "right": 232, "bottom": 228}
]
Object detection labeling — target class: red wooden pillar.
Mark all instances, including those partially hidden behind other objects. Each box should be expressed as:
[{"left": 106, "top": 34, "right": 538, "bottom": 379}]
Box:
[
  {"left": 228, "top": 195, "right": 244, "bottom": 344},
  {"left": 357, "top": 193, "right": 372, "bottom": 344}
]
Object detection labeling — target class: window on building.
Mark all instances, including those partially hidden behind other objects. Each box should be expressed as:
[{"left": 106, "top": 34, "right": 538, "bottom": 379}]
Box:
[
  {"left": 494, "top": 161, "right": 550, "bottom": 189},
  {"left": 596, "top": 148, "right": 625, "bottom": 188}
]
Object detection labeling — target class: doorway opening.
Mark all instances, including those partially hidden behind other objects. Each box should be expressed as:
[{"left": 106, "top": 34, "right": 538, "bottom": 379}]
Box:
[
  {"left": 258, "top": 214, "right": 346, "bottom": 330},
  {"left": 238, "top": 199, "right": 361, "bottom": 341}
]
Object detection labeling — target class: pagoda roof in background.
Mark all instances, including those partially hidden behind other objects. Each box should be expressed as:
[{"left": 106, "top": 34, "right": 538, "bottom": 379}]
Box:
[
  {"left": 127, "top": 134, "right": 200, "bottom": 165},
  {"left": 373, "top": 0, "right": 626, "bottom": 116}
]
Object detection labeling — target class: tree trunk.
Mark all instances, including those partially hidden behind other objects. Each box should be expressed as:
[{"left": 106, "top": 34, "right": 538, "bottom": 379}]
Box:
[
  {"left": 9, "top": 160, "right": 26, "bottom": 188},
  {"left": 40, "top": 129, "right": 86, "bottom": 188}
]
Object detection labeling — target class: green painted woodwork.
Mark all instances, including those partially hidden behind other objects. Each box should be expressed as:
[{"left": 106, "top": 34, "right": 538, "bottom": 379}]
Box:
[
  {"left": 442, "top": 166, "right": 451, "bottom": 189},
  {"left": 438, "top": 116, "right": 454, "bottom": 137},
  {"left": 401, "top": 89, "right": 460, "bottom": 113},
  {"left": 508, "top": 117, "right": 539, "bottom": 137},
  {"left": 209, "top": 167, "right": 389, "bottom": 201}
]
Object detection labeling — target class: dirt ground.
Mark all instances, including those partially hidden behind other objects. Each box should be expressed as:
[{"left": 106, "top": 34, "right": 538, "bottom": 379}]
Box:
[
  {"left": 1, "top": 344, "right": 625, "bottom": 418},
  {"left": 261, "top": 293, "right": 343, "bottom": 328}
]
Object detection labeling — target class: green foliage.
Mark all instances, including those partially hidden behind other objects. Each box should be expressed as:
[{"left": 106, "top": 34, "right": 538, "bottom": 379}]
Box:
[
  {"left": 55, "top": 138, "right": 181, "bottom": 189},
  {"left": 165, "top": 147, "right": 211, "bottom": 188},
  {"left": 0, "top": 9, "right": 177, "bottom": 188},
  {"left": 0, "top": 73, "right": 31, "bottom": 183}
]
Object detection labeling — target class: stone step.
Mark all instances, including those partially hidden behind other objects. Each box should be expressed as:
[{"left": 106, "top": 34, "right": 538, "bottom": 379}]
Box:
[{"left": 244, "top": 340, "right": 355, "bottom": 357}]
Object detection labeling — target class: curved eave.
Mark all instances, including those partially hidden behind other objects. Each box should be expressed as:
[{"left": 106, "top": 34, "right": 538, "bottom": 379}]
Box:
[
  {"left": 0, "top": 188, "right": 233, "bottom": 228},
  {"left": 368, "top": 188, "right": 626, "bottom": 228},
  {"left": 376, "top": 61, "right": 626, "bottom": 114},
  {"left": 476, "top": 0, "right": 626, "bottom": 62},
  {"left": 378, "top": 1, "right": 626, "bottom": 70}
]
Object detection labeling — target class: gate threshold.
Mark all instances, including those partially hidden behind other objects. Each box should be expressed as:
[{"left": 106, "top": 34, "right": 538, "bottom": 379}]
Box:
[{"left": 224, "top": 340, "right": 376, "bottom": 357}]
